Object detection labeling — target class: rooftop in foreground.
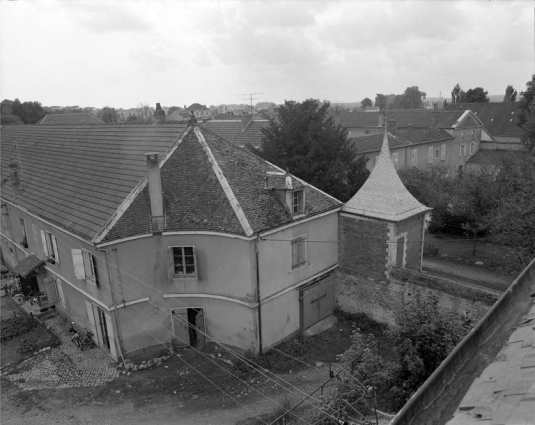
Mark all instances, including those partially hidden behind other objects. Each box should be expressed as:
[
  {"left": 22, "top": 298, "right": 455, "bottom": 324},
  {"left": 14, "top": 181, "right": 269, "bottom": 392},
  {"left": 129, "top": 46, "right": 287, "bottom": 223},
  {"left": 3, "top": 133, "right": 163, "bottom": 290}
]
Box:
[{"left": 446, "top": 299, "right": 535, "bottom": 425}]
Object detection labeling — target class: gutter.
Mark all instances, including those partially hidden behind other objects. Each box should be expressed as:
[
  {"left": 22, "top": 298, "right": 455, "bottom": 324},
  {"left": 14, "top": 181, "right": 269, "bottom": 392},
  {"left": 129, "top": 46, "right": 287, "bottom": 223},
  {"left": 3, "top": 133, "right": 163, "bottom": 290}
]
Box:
[{"left": 255, "top": 233, "right": 263, "bottom": 355}]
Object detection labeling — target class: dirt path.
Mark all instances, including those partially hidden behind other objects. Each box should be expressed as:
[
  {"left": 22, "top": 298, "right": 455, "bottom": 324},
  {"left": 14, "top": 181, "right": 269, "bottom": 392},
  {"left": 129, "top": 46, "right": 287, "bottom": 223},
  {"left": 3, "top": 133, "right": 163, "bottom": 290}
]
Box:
[{"left": 423, "top": 257, "right": 512, "bottom": 292}]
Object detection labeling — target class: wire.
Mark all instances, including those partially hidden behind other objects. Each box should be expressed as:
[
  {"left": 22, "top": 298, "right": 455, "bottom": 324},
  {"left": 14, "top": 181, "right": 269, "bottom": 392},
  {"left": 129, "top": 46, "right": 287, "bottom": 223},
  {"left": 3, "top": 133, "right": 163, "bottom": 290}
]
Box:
[{"left": 42, "top": 233, "right": 346, "bottom": 422}]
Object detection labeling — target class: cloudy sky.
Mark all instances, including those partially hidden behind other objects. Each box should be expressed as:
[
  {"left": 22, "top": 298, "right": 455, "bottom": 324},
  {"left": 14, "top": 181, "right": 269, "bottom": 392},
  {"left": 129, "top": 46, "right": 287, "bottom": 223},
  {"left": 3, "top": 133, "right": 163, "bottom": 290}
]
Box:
[{"left": 1, "top": 0, "right": 533, "bottom": 109}]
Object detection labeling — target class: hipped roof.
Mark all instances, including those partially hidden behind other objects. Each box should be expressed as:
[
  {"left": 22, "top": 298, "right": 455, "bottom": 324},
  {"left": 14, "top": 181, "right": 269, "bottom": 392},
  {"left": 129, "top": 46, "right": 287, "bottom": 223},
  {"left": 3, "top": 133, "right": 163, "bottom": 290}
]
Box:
[{"left": 343, "top": 132, "right": 430, "bottom": 222}]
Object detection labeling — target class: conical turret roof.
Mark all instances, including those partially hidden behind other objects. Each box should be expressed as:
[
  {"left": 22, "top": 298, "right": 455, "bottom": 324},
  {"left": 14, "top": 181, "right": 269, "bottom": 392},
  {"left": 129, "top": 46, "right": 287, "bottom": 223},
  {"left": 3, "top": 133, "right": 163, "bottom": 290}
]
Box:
[{"left": 343, "top": 131, "right": 430, "bottom": 222}]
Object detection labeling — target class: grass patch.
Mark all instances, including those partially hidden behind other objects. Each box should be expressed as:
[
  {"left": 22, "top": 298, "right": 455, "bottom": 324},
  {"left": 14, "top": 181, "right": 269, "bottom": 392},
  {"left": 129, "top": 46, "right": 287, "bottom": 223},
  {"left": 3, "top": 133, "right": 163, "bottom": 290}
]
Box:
[{"left": 1, "top": 314, "right": 60, "bottom": 367}]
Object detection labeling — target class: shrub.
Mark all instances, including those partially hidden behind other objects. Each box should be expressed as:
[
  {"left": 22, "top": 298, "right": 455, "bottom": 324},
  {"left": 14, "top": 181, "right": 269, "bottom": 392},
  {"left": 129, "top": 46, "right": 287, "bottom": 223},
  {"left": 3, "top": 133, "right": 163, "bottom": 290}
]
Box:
[{"left": 0, "top": 315, "right": 38, "bottom": 342}]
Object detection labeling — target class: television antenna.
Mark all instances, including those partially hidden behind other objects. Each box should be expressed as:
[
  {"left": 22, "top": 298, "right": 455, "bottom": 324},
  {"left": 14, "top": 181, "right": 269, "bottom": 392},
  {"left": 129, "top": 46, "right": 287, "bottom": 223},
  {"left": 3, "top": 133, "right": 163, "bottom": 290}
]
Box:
[{"left": 239, "top": 92, "right": 264, "bottom": 114}]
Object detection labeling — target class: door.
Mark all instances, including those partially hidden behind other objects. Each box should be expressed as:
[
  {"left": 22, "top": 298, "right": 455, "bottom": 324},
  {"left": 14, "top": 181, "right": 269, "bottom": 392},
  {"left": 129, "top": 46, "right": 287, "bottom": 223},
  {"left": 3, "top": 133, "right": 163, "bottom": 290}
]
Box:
[
  {"left": 171, "top": 309, "right": 189, "bottom": 348},
  {"left": 43, "top": 277, "right": 59, "bottom": 304},
  {"left": 396, "top": 237, "right": 405, "bottom": 268},
  {"left": 97, "top": 307, "right": 111, "bottom": 350},
  {"left": 20, "top": 275, "right": 39, "bottom": 296},
  {"left": 300, "top": 274, "right": 336, "bottom": 331},
  {"left": 85, "top": 301, "right": 99, "bottom": 344},
  {"left": 194, "top": 309, "right": 206, "bottom": 349},
  {"left": 55, "top": 277, "right": 66, "bottom": 309}
]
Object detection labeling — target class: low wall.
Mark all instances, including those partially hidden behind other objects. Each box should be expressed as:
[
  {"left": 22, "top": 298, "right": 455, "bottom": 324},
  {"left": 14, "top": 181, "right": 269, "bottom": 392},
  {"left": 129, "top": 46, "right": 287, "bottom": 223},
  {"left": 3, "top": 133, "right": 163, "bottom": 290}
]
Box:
[
  {"left": 336, "top": 267, "right": 498, "bottom": 326},
  {"left": 389, "top": 257, "right": 535, "bottom": 425}
]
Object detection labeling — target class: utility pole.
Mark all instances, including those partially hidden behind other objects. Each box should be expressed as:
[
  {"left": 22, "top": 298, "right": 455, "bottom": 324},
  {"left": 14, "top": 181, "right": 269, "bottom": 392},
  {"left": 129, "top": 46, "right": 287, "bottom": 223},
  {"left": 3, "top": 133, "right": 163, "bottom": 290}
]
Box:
[{"left": 240, "top": 92, "right": 264, "bottom": 115}]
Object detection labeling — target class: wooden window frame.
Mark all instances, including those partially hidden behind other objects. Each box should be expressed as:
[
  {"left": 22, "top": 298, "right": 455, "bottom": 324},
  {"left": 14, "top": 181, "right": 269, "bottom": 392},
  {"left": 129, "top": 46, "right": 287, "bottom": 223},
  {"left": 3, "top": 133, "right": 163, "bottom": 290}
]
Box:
[
  {"left": 41, "top": 230, "right": 59, "bottom": 263},
  {"left": 168, "top": 246, "right": 198, "bottom": 280},
  {"left": 72, "top": 249, "right": 97, "bottom": 284},
  {"left": 291, "top": 235, "right": 307, "bottom": 270}
]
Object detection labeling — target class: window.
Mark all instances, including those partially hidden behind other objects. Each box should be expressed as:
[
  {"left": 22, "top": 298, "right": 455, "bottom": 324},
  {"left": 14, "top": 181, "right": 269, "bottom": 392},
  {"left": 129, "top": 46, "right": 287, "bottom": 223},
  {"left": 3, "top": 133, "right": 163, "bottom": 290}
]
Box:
[
  {"left": 72, "top": 249, "right": 97, "bottom": 283},
  {"left": 20, "top": 218, "right": 28, "bottom": 247},
  {"left": 411, "top": 148, "right": 418, "bottom": 167},
  {"left": 391, "top": 152, "right": 399, "bottom": 170},
  {"left": 41, "top": 230, "right": 59, "bottom": 263},
  {"left": 440, "top": 144, "right": 446, "bottom": 161},
  {"left": 459, "top": 144, "right": 466, "bottom": 157},
  {"left": 365, "top": 130, "right": 371, "bottom": 135},
  {"left": 469, "top": 142, "right": 475, "bottom": 155},
  {"left": 168, "top": 246, "right": 198, "bottom": 279},
  {"left": 435, "top": 148, "right": 440, "bottom": 159},
  {"left": 427, "top": 146, "right": 433, "bottom": 163},
  {"left": 291, "top": 235, "right": 307, "bottom": 270},
  {"left": 292, "top": 190, "right": 304, "bottom": 215}
]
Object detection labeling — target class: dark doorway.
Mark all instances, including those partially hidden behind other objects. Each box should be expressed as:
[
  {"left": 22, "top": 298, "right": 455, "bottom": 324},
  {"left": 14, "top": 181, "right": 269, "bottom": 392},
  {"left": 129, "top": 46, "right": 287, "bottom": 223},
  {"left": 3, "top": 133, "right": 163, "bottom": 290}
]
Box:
[{"left": 20, "top": 275, "right": 39, "bottom": 296}]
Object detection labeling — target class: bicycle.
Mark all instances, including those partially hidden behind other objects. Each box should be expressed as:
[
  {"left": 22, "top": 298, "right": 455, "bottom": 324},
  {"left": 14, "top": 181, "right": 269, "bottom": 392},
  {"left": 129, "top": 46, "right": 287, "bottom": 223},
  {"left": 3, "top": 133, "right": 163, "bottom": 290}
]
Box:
[{"left": 72, "top": 328, "right": 95, "bottom": 350}]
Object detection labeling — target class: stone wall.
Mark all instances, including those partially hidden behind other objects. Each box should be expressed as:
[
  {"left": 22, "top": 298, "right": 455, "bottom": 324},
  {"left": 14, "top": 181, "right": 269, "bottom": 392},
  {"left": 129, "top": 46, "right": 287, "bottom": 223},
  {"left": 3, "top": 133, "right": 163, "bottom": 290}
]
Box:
[
  {"left": 336, "top": 267, "right": 499, "bottom": 326},
  {"left": 339, "top": 214, "right": 388, "bottom": 280}
]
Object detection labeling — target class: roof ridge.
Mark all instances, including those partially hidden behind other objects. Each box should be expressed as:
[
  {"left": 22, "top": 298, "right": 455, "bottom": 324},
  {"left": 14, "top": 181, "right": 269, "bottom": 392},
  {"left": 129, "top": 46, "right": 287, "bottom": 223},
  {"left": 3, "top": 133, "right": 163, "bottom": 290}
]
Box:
[{"left": 194, "top": 126, "right": 254, "bottom": 237}]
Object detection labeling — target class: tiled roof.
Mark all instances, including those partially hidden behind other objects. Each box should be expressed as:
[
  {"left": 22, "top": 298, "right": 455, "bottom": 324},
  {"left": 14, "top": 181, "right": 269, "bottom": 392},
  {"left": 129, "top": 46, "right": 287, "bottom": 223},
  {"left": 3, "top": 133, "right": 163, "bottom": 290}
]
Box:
[
  {"left": 388, "top": 110, "right": 468, "bottom": 128},
  {"left": 11, "top": 254, "right": 44, "bottom": 278},
  {"left": 0, "top": 124, "right": 188, "bottom": 241},
  {"left": 343, "top": 132, "right": 430, "bottom": 221},
  {"left": 103, "top": 126, "right": 341, "bottom": 241},
  {"left": 0, "top": 124, "right": 340, "bottom": 243},
  {"left": 349, "top": 128, "right": 453, "bottom": 153},
  {"left": 336, "top": 111, "right": 381, "bottom": 128},
  {"left": 446, "top": 102, "right": 522, "bottom": 137},
  {"left": 465, "top": 149, "right": 524, "bottom": 165},
  {"left": 446, "top": 301, "right": 535, "bottom": 425},
  {"left": 203, "top": 120, "right": 269, "bottom": 148},
  {"left": 166, "top": 111, "right": 190, "bottom": 122},
  {"left": 37, "top": 113, "right": 104, "bottom": 125}
]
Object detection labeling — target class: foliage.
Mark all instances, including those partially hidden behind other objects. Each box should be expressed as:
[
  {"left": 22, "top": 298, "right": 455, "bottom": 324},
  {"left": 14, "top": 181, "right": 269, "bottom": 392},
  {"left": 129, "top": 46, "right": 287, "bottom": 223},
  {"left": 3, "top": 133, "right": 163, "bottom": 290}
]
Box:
[
  {"left": 98, "top": 106, "right": 118, "bottom": 123},
  {"left": 0, "top": 315, "right": 38, "bottom": 342},
  {"left": 375, "top": 94, "right": 387, "bottom": 112},
  {"left": 518, "top": 74, "right": 535, "bottom": 153},
  {"left": 451, "top": 83, "right": 465, "bottom": 104},
  {"left": 464, "top": 87, "right": 490, "bottom": 103},
  {"left": 360, "top": 98, "right": 373, "bottom": 108},
  {"left": 167, "top": 106, "right": 182, "bottom": 115},
  {"left": 504, "top": 85, "right": 518, "bottom": 102},
  {"left": 322, "top": 297, "right": 475, "bottom": 418},
  {"left": 454, "top": 167, "right": 499, "bottom": 254},
  {"left": 390, "top": 86, "right": 427, "bottom": 109},
  {"left": 487, "top": 154, "right": 535, "bottom": 267},
  {"left": 1, "top": 98, "right": 45, "bottom": 124},
  {"left": 258, "top": 99, "right": 370, "bottom": 202},
  {"left": 398, "top": 166, "right": 456, "bottom": 233},
  {"left": 17, "top": 338, "right": 36, "bottom": 354}
]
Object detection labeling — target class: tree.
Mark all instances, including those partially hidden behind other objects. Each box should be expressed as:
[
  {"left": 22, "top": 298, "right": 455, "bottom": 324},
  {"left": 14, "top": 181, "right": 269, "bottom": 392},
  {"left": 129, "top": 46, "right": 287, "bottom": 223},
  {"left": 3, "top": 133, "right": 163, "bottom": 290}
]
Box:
[
  {"left": 375, "top": 94, "right": 387, "bottom": 112},
  {"left": 98, "top": 107, "right": 118, "bottom": 123},
  {"left": 464, "top": 87, "right": 490, "bottom": 103},
  {"left": 360, "top": 97, "right": 373, "bottom": 108},
  {"left": 10, "top": 99, "right": 45, "bottom": 124},
  {"left": 518, "top": 74, "right": 535, "bottom": 153},
  {"left": 259, "top": 99, "right": 370, "bottom": 202},
  {"left": 399, "top": 86, "right": 426, "bottom": 109},
  {"left": 488, "top": 154, "right": 535, "bottom": 267},
  {"left": 167, "top": 106, "right": 182, "bottom": 116},
  {"left": 454, "top": 167, "right": 499, "bottom": 255},
  {"left": 503, "top": 85, "right": 517, "bottom": 102},
  {"left": 451, "top": 84, "right": 465, "bottom": 104}
]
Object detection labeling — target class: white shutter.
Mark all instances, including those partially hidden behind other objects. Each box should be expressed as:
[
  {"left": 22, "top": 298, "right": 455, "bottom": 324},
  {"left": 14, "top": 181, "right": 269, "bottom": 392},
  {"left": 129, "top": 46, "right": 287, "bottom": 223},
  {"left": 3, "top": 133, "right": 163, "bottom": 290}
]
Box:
[
  {"left": 41, "top": 231, "right": 49, "bottom": 256},
  {"left": 85, "top": 301, "right": 98, "bottom": 344},
  {"left": 51, "top": 234, "right": 59, "bottom": 263},
  {"left": 55, "top": 277, "right": 66, "bottom": 308},
  {"left": 428, "top": 146, "right": 433, "bottom": 163},
  {"left": 104, "top": 312, "right": 118, "bottom": 361},
  {"left": 440, "top": 144, "right": 446, "bottom": 160},
  {"left": 85, "top": 251, "right": 96, "bottom": 284},
  {"left": 72, "top": 249, "right": 86, "bottom": 279},
  {"left": 167, "top": 248, "right": 175, "bottom": 282},
  {"left": 192, "top": 247, "right": 199, "bottom": 280}
]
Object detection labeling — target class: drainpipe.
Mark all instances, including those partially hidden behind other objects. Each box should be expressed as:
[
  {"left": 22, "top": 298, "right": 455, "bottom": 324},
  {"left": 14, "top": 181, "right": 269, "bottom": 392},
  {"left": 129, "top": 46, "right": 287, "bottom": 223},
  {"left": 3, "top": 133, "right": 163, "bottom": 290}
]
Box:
[
  {"left": 419, "top": 213, "right": 427, "bottom": 272},
  {"left": 99, "top": 249, "right": 125, "bottom": 365},
  {"left": 255, "top": 233, "right": 263, "bottom": 355}
]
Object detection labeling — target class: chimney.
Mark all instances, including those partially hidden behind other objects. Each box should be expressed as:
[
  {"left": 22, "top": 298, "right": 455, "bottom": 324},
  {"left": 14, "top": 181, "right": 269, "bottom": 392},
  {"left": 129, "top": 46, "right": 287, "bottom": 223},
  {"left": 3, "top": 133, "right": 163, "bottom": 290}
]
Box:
[
  {"left": 153, "top": 103, "right": 166, "bottom": 124},
  {"left": 145, "top": 153, "right": 164, "bottom": 233}
]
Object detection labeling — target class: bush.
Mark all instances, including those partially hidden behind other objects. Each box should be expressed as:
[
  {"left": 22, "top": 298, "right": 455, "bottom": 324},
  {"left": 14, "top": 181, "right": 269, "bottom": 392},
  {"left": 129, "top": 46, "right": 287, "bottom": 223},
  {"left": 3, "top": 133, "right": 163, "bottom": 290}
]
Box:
[{"left": 0, "top": 315, "right": 38, "bottom": 342}]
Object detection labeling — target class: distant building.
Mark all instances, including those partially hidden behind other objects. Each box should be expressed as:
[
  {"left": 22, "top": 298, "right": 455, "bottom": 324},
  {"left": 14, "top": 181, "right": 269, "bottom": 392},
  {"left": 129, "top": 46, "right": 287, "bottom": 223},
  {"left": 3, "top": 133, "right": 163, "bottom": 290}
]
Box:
[
  {"left": 36, "top": 113, "right": 104, "bottom": 125},
  {"left": 204, "top": 116, "right": 269, "bottom": 149}
]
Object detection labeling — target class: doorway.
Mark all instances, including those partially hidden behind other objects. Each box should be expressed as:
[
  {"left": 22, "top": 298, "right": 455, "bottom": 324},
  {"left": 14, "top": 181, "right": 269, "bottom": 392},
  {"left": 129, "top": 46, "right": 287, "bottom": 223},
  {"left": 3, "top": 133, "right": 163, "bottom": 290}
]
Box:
[
  {"left": 300, "top": 274, "right": 335, "bottom": 331},
  {"left": 171, "top": 308, "right": 206, "bottom": 350}
]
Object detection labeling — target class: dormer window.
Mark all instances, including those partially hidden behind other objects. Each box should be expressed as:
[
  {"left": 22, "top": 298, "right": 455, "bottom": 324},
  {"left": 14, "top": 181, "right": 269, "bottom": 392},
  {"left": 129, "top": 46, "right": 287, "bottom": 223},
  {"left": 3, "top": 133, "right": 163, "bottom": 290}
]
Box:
[{"left": 292, "top": 190, "right": 304, "bottom": 215}]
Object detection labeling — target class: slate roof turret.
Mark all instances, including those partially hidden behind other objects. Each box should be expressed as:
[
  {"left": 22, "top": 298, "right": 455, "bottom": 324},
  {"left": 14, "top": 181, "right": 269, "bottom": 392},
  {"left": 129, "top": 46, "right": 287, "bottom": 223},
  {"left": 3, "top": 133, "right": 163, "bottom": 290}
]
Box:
[{"left": 343, "top": 131, "right": 430, "bottom": 221}]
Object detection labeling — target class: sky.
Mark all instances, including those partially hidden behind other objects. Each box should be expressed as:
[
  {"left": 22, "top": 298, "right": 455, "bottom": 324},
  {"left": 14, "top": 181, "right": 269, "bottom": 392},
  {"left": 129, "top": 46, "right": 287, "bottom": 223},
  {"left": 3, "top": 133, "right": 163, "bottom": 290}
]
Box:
[{"left": 1, "top": 0, "right": 533, "bottom": 109}]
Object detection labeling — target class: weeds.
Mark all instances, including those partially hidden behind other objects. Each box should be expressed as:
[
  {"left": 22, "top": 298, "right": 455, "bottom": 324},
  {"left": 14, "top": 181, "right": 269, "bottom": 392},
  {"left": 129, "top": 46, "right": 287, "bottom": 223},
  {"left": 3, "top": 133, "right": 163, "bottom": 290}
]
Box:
[{"left": 1, "top": 315, "right": 38, "bottom": 342}]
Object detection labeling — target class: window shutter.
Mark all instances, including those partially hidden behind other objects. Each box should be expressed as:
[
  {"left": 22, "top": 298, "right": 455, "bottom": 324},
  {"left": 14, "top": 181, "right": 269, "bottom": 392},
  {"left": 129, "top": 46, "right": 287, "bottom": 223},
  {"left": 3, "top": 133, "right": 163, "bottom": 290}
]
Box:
[
  {"left": 85, "top": 301, "right": 98, "bottom": 344},
  {"left": 33, "top": 225, "right": 41, "bottom": 255},
  {"left": 440, "top": 144, "right": 446, "bottom": 160},
  {"left": 51, "top": 234, "right": 59, "bottom": 263},
  {"left": 167, "top": 248, "right": 175, "bottom": 282},
  {"left": 192, "top": 247, "right": 199, "bottom": 280},
  {"left": 428, "top": 146, "right": 433, "bottom": 163},
  {"left": 72, "top": 249, "right": 86, "bottom": 279},
  {"left": 41, "top": 231, "right": 49, "bottom": 256},
  {"left": 84, "top": 252, "right": 97, "bottom": 285}
]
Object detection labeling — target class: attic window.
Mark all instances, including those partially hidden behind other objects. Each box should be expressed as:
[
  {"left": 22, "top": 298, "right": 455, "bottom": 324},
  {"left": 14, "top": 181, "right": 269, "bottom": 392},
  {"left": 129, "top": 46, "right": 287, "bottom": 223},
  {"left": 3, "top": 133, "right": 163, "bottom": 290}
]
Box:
[{"left": 292, "top": 190, "right": 304, "bottom": 215}]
